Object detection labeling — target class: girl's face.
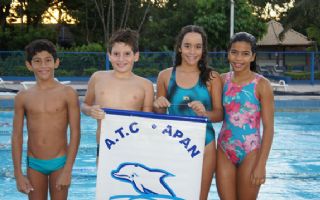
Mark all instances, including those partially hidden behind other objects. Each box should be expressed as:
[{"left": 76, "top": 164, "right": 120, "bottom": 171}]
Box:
[
  {"left": 179, "top": 32, "right": 203, "bottom": 67},
  {"left": 228, "top": 41, "right": 255, "bottom": 72}
]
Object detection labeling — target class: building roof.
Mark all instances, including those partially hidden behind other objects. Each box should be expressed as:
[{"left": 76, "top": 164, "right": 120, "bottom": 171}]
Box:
[{"left": 257, "top": 20, "right": 313, "bottom": 46}]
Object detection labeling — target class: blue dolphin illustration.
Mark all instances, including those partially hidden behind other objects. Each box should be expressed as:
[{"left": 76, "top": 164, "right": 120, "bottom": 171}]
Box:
[{"left": 111, "top": 163, "right": 176, "bottom": 197}]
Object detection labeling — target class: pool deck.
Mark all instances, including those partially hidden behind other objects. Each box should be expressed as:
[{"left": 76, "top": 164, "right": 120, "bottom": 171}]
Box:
[{"left": 1, "top": 81, "right": 320, "bottom": 101}]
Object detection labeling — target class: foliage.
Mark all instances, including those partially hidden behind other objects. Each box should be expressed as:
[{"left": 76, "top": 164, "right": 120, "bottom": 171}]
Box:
[
  {"left": 279, "top": 0, "right": 320, "bottom": 34},
  {"left": 0, "top": 25, "right": 57, "bottom": 50},
  {"left": 306, "top": 26, "right": 320, "bottom": 47},
  {"left": 0, "top": 0, "right": 277, "bottom": 52},
  {"left": 0, "top": 0, "right": 12, "bottom": 31},
  {"left": 133, "top": 66, "right": 159, "bottom": 78},
  {"left": 83, "top": 67, "right": 99, "bottom": 76},
  {"left": 139, "top": 0, "right": 196, "bottom": 51},
  {"left": 0, "top": 52, "right": 28, "bottom": 75},
  {"left": 57, "top": 52, "right": 106, "bottom": 75},
  {"left": 0, "top": 51, "right": 105, "bottom": 76},
  {"left": 58, "top": 43, "right": 105, "bottom": 52},
  {"left": 284, "top": 71, "right": 320, "bottom": 80},
  {"left": 55, "top": 69, "right": 71, "bottom": 76},
  {"left": 195, "top": 0, "right": 267, "bottom": 50},
  {"left": 248, "top": 0, "right": 292, "bottom": 20}
]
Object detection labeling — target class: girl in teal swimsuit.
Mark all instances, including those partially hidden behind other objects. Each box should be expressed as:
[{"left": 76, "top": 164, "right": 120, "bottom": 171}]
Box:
[
  {"left": 216, "top": 32, "right": 274, "bottom": 200},
  {"left": 154, "top": 25, "right": 223, "bottom": 200}
]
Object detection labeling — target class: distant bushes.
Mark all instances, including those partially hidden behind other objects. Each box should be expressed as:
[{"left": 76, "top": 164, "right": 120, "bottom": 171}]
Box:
[
  {"left": 0, "top": 27, "right": 57, "bottom": 50},
  {"left": 58, "top": 43, "right": 105, "bottom": 52},
  {"left": 285, "top": 71, "right": 320, "bottom": 80},
  {"left": 1, "top": 49, "right": 318, "bottom": 81}
]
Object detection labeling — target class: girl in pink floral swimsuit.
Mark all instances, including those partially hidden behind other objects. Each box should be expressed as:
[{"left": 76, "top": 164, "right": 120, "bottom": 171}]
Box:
[
  {"left": 216, "top": 32, "right": 274, "bottom": 200},
  {"left": 218, "top": 71, "right": 263, "bottom": 166}
]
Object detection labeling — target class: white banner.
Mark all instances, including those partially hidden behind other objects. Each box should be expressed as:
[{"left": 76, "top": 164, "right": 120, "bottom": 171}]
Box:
[{"left": 96, "top": 109, "right": 207, "bottom": 200}]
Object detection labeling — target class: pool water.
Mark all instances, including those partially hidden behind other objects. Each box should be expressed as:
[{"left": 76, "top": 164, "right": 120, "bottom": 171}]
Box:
[{"left": 1, "top": 111, "right": 320, "bottom": 200}]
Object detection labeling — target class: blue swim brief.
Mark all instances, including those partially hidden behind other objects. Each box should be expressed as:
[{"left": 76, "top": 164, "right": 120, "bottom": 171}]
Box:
[{"left": 27, "top": 155, "right": 67, "bottom": 175}]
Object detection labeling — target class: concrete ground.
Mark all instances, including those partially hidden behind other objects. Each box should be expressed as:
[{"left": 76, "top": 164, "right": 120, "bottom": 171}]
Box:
[{"left": 1, "top": 80, "right": 320, "bottom": 101}]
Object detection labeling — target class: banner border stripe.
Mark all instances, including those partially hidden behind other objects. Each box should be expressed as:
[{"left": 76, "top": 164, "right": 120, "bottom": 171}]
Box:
[{"left": 102, "top": 108, "right": 208, "bottom": 123}]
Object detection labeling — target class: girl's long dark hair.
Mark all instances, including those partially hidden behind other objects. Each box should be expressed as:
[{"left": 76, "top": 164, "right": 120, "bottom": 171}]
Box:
[
  {"left": 174, "top": 25, "right": 212, "bottom": 85},
  {"left": 228, "top": 32, "right": 257, "bottom": 72}
]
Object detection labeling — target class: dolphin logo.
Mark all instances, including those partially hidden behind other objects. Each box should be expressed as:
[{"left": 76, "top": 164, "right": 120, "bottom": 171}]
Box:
[{"left": 111, "top": 163, "right": 176, "bottom": 197}]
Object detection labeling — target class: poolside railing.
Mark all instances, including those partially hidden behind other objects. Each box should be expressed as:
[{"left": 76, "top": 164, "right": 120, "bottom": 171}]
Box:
[{"left": 0, "top": 51, "right": 319, "bottom": 84}]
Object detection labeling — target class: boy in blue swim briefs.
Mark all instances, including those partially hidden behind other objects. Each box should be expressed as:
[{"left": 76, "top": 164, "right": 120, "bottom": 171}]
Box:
[{"left": 11, "top": 39, "right": 80, "bottom": 200}]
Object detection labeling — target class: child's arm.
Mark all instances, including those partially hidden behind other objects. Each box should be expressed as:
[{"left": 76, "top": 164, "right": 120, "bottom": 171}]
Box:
[
  {"left": 81, "top": 73, "right": 105, "bottom": 119},
  {"left": 207, "top": 71, "right": 224, "bottom": 122},
  {"left": 11, "top": 92, "right": 34, "bottom": 194},
  {"left": 142, "top": 80, "right": 154, "bottom": 112},
  {"left": 56, "top": 87, "right": 80, "bottom": 190},
  {"left": 153, "top": 70, "right": 171, "bottom": 113},
  {"left": 188, "top": 71, "right": 224, "bottom": 122},
  {"left": 251, "top": 78, "right": 274, "bottom": 186}
]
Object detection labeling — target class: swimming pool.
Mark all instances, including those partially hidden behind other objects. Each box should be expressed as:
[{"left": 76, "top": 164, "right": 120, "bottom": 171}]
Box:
[{"left": 1, "top": 110, "right": 320, "bottom": 200}]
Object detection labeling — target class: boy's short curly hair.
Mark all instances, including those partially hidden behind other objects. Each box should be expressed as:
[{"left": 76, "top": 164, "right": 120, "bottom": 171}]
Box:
[
  {"left": 25, "top": 39, "right": 57, "bottom": 62},
  {"left": 108, "top": 29, "right": 139, "bottom": 53}
]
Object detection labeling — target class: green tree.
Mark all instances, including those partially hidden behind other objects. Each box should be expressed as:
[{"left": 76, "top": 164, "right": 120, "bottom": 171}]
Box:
[
  {"left": 279, "top": 0, "right": 320, "bottom": 35},
  {"left": 0, "top": 0, "right": 12, "bottom": 32},
  {"left": 2, "top": 0, "right": 269, "bottom": 51},
  {"left": 195, "top": 0, "right": 267, "bottom": 50},
  {"left": 248, "top": 0, "right": 292, "bottom": 19},
  {"left": 139, "top": 0, "right": 196, "bottom": 51},
  {"left": 14, "top": 0, "right": 51, "bottom": 29},
  {"left": 61, "top": 0, "right": 98, "bottom": 44}
]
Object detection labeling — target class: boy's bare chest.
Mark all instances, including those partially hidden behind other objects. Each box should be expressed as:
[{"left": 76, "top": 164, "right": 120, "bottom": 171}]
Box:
[
  {"left": 94, "top": 80, "right": 145, "bottom": 107},
  {"left": 25, "top": 91, "right": 66, "bottom": 114}
]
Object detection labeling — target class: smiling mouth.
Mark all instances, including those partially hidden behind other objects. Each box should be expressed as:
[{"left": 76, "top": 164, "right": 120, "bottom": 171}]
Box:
[
  {"left": 116, "top": 64, "right": 127, "bottom": 68},
  {"left": 38, "top": 70, "right": 50, "bottom": 74},
  {"left": 233, "top": 63, "right": 243, "bottom": 67}
]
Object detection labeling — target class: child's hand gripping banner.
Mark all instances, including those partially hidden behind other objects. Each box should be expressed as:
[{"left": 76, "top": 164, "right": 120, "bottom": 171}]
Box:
[{"left": 96, "top": 108, "right": 207, "bottom": 200}]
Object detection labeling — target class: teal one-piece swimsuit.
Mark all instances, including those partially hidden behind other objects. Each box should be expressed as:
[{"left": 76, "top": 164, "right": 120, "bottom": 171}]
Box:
[{"left": 167, "top": 67, "right": 215, "bottom": 145}]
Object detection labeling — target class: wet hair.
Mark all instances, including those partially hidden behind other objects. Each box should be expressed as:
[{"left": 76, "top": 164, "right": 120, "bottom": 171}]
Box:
[
  {"left": 108, "top": 28, "right": 139, "bottom": 53},
  {"left": 228, "top": 32, "right": 257, "bottom": 72},
  {"left": 174, "top": 25, "right": 212, "bottom": 86},
  {"left": 25, "top": 39, "right": 57, "bottom": 62}
]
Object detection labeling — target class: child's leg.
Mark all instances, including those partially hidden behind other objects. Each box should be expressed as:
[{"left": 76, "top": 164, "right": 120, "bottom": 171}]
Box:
[
  {"left": 200, "top": 141, "right": 216, "bottom": 200},
  {"left": 27, "top": 168, "right": 48, "bottom": 200},
  {"left": 237, "top": 150, "right": 261, "bottom": 200},
  {"left": 49, "top": 168, "right": 69, "bottom": 200},
  {"left": 216, "top": 147, "right": 237, "bottom": 200},
  {"left": 48, "top": 168, "right": 69, "bottom": 200}
]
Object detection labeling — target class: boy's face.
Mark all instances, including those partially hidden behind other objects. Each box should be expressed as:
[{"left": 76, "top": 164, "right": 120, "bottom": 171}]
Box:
[
  {"left": 26, "top": 51, "right": 59, "bottom": 81},
  {"left": 108, "top": 42, "right": 139, "bottom": 74}
]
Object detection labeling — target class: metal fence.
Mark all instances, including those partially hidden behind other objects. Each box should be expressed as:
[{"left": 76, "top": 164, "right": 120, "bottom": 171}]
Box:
[{"left": 0, "top": 51, "right": 319, "bottom": 84}]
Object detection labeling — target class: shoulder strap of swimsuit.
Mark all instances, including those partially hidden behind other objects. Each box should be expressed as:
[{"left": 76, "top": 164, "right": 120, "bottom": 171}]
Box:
[
  {"left": 224, "top": 71, "right": 232, "bottom": 83},
  {"left": 167, "top": 67, "right": 177, "bottom": 98}
]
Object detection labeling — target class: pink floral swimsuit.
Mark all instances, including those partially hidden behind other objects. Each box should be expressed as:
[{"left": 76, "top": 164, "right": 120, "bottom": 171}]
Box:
[{"left": 218, "top": 72, "right": 262, "bottom": 166}]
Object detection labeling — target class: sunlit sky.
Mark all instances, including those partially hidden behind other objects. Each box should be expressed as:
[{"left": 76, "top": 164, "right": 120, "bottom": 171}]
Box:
[
  {"left": 259, "top": 2, "right": 294, "bottom": 19},
  {"left": 8, "top": 0, "right": 76, "bottom": 24}
]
